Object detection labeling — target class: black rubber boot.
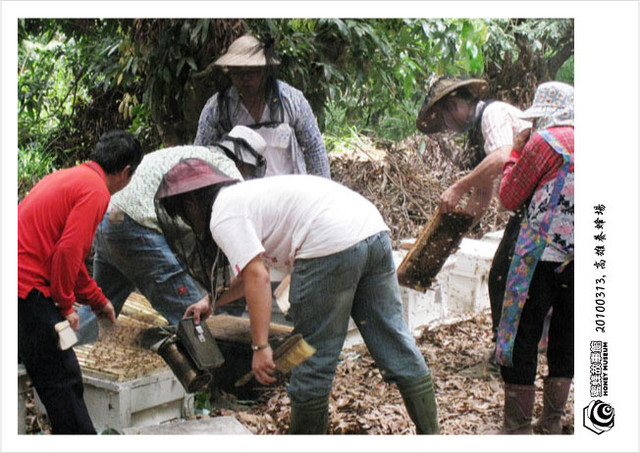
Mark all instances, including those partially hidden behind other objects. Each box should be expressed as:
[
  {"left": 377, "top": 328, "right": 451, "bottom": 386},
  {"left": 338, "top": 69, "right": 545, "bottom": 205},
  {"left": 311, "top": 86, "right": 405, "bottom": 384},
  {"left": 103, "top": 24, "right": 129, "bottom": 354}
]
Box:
[
  {"left": 502, "top": 383, "right": 535, "bottom": 434},
  {"left": 397, "top": 374, "right": 440, "bottom": 434},
  {"left": 535, "top": 377, "right": 572, "bottom": 434},
  {"left": 289, "top": 395, "right": 330, "bottom": 434}
]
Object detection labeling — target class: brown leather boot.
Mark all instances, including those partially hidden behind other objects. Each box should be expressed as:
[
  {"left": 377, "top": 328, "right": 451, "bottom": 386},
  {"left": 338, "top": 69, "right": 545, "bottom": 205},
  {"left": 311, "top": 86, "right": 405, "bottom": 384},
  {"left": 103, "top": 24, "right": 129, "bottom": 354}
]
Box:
[
  {"left": 502, "top": 383, "right": 535, "bottom": 434},
  {"left": 535, "top": 377, "right": 572, "bottom": 434}
]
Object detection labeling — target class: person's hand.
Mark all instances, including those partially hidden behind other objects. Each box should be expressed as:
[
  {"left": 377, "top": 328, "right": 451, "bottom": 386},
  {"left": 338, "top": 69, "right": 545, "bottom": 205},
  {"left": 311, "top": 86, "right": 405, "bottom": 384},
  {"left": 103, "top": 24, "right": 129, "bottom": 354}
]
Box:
[
  {"left": 183, "top": 295, "right": 212, "bottom": 324},
  {"left": 96, "top": 301, "right": 117, "bottom": 324},
  {"left": 252, "top": 346, "right": 277, "bottom": 385},
  {"left": 440, "top": 183, "right": 467, "bottom": 213},
  {"left": 66, "top": 311, "right": 80, "bottom": 331}
]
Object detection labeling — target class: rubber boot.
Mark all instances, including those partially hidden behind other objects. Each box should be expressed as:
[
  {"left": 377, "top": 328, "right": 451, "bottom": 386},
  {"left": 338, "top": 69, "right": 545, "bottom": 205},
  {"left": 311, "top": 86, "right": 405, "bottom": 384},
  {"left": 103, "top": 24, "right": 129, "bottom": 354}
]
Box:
[
  {"left": 289, "top": 395, "right": 330, "bottom": 434},
  {"left": 535, "top": 377, "right": 572, "bottom": 434},
  {"left": 397, "top": 374, "right": 440, "bottom": 434},
  {"left": 502, "top": 383, "right": 535, "bottom": 434}
]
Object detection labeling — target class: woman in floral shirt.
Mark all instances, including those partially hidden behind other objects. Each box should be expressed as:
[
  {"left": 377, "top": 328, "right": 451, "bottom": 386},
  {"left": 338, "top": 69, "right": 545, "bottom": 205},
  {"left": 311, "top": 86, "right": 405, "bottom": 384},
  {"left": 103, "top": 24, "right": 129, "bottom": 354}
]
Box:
[{"left": 496, "top": 82, "right": 574, "bottom": 435}]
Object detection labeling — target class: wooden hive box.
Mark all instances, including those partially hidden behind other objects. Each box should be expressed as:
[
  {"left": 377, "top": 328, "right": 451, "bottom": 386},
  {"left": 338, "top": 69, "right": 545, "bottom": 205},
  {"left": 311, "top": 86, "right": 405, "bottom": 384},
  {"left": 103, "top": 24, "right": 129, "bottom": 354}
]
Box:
[{"left": 396, "top": 208, "right": 474, "bottom": 292}]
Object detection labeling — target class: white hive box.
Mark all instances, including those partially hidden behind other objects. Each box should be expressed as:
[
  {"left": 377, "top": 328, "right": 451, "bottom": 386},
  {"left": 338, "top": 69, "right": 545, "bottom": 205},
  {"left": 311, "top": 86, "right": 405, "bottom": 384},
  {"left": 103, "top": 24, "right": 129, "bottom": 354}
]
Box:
[
  {"left": 18, "top": 364, "right": 29, "bottom": 434},
  {"left": 79, "top": 368, "right": 193, "bottom": 432},
  {"left": 34, "top": 294, "right": 195, "bottom": 433},
  {"left": 439, "top": 232, "right": 502, "bottom": 317}
]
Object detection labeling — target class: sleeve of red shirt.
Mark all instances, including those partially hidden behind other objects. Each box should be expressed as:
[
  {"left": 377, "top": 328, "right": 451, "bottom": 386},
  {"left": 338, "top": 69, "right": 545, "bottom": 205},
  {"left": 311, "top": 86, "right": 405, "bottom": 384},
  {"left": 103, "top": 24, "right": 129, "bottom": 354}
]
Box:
[
  {"left": 49, "top": 188, "right": 110, "bottom": 316},
  {"left": 499, "top": 132, "right": 563, "bottom": 211}
]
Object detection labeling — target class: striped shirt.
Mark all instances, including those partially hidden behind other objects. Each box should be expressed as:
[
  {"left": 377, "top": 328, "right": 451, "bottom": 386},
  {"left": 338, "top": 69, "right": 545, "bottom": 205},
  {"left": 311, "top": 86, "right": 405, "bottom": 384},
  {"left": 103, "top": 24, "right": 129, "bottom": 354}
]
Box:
[
  {"left": 500, "top": 126, "right": 574, "bottom": 262},
  {"left": 479, "top": 101, "right": 532, "bottom": 154}
]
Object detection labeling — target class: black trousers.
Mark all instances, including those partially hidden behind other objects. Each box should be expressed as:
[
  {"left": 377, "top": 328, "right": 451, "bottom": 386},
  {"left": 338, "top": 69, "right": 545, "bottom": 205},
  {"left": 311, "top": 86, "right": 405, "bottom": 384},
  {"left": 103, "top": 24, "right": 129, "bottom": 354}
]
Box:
[
  {"left": 500, "top": 261, "right": 574, "bottom": 385},
  {"left": 18, "top": 290, "right": 96, "bottom": 434},
  {"left": 488, "top": 208, "right": 525, "bottom": 339}
]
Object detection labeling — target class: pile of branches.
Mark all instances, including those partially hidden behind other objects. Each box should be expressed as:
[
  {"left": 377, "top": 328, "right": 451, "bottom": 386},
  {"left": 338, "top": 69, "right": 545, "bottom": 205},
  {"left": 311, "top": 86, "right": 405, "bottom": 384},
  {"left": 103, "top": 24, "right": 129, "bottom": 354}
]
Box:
[{"left": 328, "top": 134, "right": 511, "bottom": 246}]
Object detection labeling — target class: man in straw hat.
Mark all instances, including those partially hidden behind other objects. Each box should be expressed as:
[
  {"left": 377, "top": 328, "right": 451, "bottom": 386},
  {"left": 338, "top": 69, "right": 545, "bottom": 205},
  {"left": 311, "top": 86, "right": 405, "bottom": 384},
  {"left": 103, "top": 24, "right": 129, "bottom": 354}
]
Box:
[
  {"left": 416, "top": 76, "right": 532, "bottom": 373},
  {"left": 75, "top": 127, "right": 264, "bottom": 345},
  {"left": 194, "top": 34, "right": 330, "bottom": 179},
  {"left": 155, "top": 160, "right": 440, "bottom": 434},
  {"left": 495, "top": 81, "right": 574, "bottom": 434}
]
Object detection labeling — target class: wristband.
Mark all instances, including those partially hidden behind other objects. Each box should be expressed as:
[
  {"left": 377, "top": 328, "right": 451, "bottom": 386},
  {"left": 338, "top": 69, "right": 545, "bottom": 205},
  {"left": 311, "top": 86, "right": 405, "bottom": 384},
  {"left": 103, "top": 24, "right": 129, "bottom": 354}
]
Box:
[{"left": 251, "top": 343, "right": 270, "bottom": 351}]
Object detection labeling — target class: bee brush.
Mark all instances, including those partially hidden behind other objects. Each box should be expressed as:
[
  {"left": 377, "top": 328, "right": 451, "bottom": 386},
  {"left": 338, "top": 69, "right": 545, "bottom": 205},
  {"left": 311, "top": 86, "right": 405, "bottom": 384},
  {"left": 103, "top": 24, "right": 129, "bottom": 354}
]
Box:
[{"left": 234, "top": 333, "right": 316, "bottom": 387}]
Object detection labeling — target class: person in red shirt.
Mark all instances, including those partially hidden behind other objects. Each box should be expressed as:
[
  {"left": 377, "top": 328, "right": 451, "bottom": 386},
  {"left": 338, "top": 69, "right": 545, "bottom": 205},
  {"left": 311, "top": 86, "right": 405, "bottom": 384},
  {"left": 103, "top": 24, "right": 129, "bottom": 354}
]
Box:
[{"left": 18, "top": 130, "right": 143, "bottom": 434}]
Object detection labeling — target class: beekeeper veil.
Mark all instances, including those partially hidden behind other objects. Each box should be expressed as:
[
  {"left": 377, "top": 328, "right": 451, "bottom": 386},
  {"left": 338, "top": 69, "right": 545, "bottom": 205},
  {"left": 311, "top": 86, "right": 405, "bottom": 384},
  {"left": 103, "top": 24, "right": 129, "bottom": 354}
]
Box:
[{"left": 154, "top": 158, "right": 239, "bottom": 299}]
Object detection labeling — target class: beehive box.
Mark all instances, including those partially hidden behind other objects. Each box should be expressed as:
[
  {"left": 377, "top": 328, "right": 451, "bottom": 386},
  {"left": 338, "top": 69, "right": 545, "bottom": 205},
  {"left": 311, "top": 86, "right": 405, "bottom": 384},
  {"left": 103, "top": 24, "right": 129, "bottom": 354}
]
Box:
[
  {"left": 33, "top": 294, "right": 295, "bottom": 432},
  {"left": 18, "top": 364, "right": 29, "bottom": 434},
  {"left": 79, "top": 367, "right": 193, "bottom": 432},
  {"left": 34, "top": 294, "right": 194, "bottom": 432}
]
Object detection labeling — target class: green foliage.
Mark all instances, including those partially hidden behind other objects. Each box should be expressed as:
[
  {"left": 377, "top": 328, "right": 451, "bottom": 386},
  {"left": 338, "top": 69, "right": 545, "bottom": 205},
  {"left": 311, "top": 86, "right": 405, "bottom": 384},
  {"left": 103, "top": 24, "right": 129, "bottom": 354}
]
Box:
[
  {"left": 17, "top": 18, "right": 574, "bottom": 191},
  {"left": 18, "top": 28, "right": 92, "bottom": 191},
  {"left": 555, "top": 56, "right": 574, "bottom": 84},
  {"left": 248, "top": 18, "right": 490, "bottom": 141}
]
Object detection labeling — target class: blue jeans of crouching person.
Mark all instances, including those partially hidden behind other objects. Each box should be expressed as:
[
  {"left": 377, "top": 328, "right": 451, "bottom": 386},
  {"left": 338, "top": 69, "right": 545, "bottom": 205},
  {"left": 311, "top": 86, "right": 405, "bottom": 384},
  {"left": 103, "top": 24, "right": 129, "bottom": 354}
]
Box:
[
  {"left": 286, "top": 232, "right": 439, "bottom": 434},
  {"left": 77, "top": 212, "right": 208, "bottom": 344}
]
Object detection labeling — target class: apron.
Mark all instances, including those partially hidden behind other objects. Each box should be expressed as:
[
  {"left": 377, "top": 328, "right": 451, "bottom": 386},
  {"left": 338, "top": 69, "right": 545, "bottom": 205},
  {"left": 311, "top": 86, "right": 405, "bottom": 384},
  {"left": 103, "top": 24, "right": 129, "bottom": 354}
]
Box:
[
  {"left": 250, "top": 122, "right": 306, "bottom": 176},
  {"left": 218, "top": 84, "right": 307, "bottom": 177},
  {"left": 495, "top": 129, "right": 573, "bottom": 367}
]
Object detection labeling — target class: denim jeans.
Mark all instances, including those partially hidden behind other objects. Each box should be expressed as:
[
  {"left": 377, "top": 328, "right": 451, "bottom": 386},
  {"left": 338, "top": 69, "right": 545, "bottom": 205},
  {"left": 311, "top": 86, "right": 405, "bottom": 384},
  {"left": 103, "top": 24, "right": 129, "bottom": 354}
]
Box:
[
  {"left": 77, "top": 212, "right": 208, "bottom": 344},
  {"left": 287, "top": 231, "right": 430, "bottom": 403}
]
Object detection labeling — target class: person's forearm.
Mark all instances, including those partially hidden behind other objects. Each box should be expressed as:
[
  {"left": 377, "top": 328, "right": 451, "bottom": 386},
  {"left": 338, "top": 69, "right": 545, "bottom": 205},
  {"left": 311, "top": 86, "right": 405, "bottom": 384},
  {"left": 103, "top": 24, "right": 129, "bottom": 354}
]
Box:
[
  {"left": 458, "top": 146, "right": 511, "bottom": 193},
  {"left": 214, "top": 277, "right": 245, "bottom": 308},
  {"left": 463, "top": 178, "right": 495, "bottom": 223},
  {"left": 242, "top": 259, "right": 273, "bottom": 347}
]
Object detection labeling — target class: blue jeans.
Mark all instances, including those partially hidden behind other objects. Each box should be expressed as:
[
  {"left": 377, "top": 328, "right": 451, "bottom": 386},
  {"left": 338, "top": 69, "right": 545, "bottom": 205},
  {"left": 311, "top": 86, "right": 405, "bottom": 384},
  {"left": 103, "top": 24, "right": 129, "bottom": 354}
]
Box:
[
  {"left": 287, "top": 232, "right": 430, "bottom": 402},
  {"left": 77, "top": 213, "right": 208, "bottom": 344}
]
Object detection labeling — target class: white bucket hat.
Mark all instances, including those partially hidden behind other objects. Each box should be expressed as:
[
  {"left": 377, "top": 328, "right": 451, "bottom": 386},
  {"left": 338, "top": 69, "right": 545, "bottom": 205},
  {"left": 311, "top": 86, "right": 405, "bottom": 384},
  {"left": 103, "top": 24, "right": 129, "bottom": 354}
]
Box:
[
  {"left": 520, "top": 81, "right": 574, "bottom": 130},
  {"left": 214, "top": 34, "right": 281, "bottom": 67},
  {"left": 215, "top": 125, "right": 267, "bottom": 177}
]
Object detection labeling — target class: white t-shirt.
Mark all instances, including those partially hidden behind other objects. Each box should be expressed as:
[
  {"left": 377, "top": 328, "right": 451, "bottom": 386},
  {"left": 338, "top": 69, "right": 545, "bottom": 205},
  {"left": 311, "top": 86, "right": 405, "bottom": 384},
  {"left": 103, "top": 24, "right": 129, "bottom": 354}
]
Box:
[{"left": 210, "top": 175, "right": 389, "bottom": 276}]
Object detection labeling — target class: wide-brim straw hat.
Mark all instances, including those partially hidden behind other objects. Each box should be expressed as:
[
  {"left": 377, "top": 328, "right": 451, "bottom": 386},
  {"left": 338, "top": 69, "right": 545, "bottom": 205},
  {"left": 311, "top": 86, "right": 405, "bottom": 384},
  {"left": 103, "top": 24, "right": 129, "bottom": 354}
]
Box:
[
  {"left": 416, "top": 76, "right": 488, "bottom": 134},
  {"left": 214, "top": 34, "right": 281, "bottom": 67}
]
